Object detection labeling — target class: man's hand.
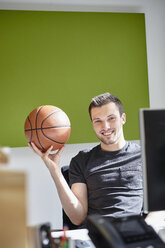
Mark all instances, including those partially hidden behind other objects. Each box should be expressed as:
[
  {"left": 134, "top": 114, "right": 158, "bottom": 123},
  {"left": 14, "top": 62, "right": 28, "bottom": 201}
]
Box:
[{"left": 28, "top": 142, "right": 64, "bottom": 175}]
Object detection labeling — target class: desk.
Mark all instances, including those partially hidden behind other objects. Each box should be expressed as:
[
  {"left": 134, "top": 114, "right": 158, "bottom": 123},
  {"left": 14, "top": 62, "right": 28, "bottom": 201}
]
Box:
[{"left": 51, "top": 229, "right": 95, "bottom": 248}]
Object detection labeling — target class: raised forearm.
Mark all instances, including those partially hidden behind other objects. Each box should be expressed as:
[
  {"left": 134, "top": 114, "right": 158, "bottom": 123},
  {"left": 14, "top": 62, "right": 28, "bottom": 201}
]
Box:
[{"left": 50, "top": 169, "right": 87, "bottom": 225}]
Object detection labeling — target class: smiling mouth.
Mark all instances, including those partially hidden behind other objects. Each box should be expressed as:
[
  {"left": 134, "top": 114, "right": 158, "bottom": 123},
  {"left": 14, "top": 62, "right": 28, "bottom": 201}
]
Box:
[{"left": 101, "top": 130, "right": 114, "bottom": 136}]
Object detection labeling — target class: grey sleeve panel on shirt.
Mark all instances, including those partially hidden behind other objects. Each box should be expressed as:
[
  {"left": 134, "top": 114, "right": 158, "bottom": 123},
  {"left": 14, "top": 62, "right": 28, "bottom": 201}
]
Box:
[{"left": 69, "top": 149, "right": 89, "bottom": 186}]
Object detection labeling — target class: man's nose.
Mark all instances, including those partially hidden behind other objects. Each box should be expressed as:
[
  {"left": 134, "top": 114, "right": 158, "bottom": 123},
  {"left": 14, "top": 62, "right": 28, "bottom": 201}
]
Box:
[{"left": 102, "top": 121, "right": 110, "bottom": 129}]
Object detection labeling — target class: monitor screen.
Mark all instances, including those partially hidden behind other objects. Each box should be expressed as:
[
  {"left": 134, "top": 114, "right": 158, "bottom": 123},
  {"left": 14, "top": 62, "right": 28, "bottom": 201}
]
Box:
[{"left": 139, "top": 109, "right": 165, "bottom": 213}]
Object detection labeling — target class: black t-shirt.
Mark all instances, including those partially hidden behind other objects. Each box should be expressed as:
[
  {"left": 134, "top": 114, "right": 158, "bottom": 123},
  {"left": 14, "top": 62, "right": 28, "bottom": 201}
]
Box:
[{"left": 69, "top": 142, "right": 143, "bottom": 221}]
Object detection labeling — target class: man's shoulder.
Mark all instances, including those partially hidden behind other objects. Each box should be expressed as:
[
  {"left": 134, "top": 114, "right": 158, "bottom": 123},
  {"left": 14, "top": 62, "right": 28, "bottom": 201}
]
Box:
[
  {"left": 127, "top": 141, "right": 141, "bottom": 152},
  {"left": 69, "top": 144, "right": 100, "bottom": 172},
  {"left": 72, "top": 144, "right": 100, "bottom": 161},
  {"left": 77, "top": 144, "right": 99, "bottom": 156}
]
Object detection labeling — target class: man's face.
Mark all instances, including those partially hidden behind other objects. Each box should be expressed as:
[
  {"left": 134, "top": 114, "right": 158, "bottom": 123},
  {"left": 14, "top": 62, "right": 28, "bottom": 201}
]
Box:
[{"left": 91, "top": 102, "right": 126, "bottom": 147}]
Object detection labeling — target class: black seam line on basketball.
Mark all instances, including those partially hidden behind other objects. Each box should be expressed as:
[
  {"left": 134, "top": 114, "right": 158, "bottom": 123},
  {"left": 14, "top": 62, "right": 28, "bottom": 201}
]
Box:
[
  {"left": 36, "top": 106, "right": 44, "bottom": 150},
  {"left": 35, "top": 107, "right": 62, "bottom": 150},
  {"left": 41, "top": 131, "right": 65, "bottom": 145},
  {"left": 41, "top": 109, "right": 61, "bottom": 128},
  {"left": 28, "top": 116, "right": 33, "bottom": 142},
  {"left": 40, "top": 109, "right": 68, "bottom": 145},
  {"left": 25, "top": 126, "right": 71, "bottom": 131}
]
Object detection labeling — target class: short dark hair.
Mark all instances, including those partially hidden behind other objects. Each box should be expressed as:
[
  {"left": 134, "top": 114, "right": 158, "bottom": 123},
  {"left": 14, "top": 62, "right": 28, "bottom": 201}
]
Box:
[{"left": 88, "top": 92, "right": 124, "bottom": 119}]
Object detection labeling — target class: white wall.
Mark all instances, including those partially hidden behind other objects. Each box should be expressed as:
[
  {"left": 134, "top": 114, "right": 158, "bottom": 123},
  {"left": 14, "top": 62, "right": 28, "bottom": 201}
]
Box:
[{"left": 0, "top": 0, "right": 165, "bottom": 107}]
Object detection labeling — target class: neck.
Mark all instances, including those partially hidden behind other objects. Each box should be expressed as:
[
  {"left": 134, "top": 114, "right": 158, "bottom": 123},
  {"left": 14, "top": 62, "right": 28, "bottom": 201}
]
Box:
[{"left": 100, "top": 138, "right": 126, "bottom": 152}]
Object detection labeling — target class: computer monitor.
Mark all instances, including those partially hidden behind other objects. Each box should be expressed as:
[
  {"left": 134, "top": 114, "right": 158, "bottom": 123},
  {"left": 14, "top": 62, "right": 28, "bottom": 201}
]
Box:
[{"left": 139, "top": 108, "right": 165, "bottom": 214}]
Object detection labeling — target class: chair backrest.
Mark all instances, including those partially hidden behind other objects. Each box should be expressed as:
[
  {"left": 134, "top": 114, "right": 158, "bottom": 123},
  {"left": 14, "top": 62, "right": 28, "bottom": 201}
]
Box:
[{"left": 61, "top": 165, "right": 79, "bottom": 230}]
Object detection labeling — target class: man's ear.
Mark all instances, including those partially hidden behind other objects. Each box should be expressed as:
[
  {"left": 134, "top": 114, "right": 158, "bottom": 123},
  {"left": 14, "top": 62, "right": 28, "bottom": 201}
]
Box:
[{"left": 121, "top": 113, "right": 126, "bottom": 124}]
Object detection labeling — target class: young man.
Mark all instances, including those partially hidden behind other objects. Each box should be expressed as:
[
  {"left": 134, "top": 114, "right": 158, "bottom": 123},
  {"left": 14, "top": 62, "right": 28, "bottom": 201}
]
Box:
[{"left": 29, "top": 92, "right": 143, "bottom": 227}]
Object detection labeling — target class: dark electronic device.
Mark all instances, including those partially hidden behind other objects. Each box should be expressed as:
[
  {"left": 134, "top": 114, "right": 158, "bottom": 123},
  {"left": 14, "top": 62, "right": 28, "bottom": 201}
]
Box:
[
  {"left": 75, "top": 239, "right": 93, "bottom": 248},
  {"left": 87, "top": 214, "right": 165, "bottom": 248},
  {"left": 28, "top": 222, "right": 53, "bottom": 248},
  {"left": 39, "top": 223, "right": 52, "bottom": 248},
  {"left": 139, "top": 109, "right": 165, "bottom": 213}
]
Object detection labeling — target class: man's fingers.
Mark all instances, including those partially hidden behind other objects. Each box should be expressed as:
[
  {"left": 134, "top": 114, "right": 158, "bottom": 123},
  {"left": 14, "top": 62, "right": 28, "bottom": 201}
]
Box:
[
  {"left": 29, "top": 142, "right": 43, "bottom": 156},
  {"left": 56, "top": 146, "right": 65, "bottom": 156},
  {"left": 51, "top": 146, "right": 65, "bottom": 161},
  {"left": 28, "top": 142, "right": 32, "bottom": 149},
  {"left": 44, "top": 145, "right": 53, "bottom": 157},
  {"left": 28, "top": 142, "right": 64, "bottom": 166}
]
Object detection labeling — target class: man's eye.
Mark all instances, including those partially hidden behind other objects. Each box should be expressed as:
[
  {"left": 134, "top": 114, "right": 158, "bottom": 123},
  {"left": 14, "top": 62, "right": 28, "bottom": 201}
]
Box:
[
  {"left": 94, "top": 120, "right": 101, "bottom": 123},
  {"left": 108, "top": 117, "right": 116, "bottom": 121}
]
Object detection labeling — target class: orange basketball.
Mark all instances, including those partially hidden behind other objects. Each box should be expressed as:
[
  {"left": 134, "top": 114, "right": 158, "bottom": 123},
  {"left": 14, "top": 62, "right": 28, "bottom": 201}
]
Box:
[{"left": 24, "top": 105, "right": 71, "bottom": 151}]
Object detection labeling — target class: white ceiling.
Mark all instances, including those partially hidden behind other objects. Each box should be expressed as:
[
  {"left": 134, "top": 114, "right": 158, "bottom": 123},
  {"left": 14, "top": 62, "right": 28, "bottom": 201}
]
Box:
[{"left": 0, "top": 0, "right": 146, "bottom": 12}]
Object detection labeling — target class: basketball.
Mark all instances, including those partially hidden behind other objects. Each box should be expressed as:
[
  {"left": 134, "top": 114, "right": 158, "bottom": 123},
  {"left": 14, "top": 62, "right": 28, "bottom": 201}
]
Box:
[{"left": 24, "top": 105, "right": 71, "bottom": 151}]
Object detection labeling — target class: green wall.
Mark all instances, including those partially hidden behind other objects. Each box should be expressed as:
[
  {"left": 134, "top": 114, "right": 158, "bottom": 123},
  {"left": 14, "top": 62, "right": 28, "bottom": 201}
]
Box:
[{"left": 0, "top": 10, "right": 149, "bottom": 147}]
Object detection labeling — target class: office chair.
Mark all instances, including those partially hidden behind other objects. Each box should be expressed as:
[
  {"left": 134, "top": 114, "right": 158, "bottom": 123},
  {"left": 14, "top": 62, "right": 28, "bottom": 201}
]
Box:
[{"left": 61, "top": 165, "right": 80, "bottom": 230}]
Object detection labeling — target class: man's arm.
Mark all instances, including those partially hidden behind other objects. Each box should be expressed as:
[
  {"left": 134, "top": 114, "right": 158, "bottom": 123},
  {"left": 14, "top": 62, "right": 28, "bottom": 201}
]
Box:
[{"left": 28, "top": 142, "right": 88, "bottom": 225}]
